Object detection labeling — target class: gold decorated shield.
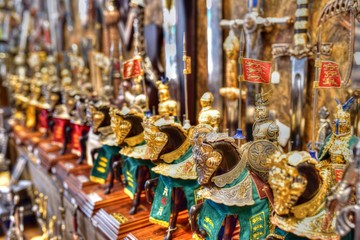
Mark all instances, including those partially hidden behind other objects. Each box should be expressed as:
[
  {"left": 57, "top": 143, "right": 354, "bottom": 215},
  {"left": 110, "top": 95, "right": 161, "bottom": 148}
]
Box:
[{"left": 244, "top": 140, "right": 278, "bottom": 174}]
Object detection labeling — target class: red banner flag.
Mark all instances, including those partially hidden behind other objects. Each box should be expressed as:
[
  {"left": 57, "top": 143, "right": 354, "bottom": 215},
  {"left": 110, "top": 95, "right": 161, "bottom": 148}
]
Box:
[
  {"left": 317, "top": 61, "right": 341, "bottom": 88},
  {"left": 242, "top": 58, "right": 272, "bottom": 84},
  {"left": 122, "top": 56, "right": 143, "bottom": 79}
]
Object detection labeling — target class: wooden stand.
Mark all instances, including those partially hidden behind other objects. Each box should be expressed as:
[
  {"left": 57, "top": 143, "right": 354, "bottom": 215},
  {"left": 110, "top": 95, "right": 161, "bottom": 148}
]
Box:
[
  {"left": 124, "top": 211, "right": 193, "bottom": 240},
  {"left": 36, "top": 143, "right": 77, "bottom": 171},
  {"left": 91, "top": 194, "right": 153, "bottom": 239},
  {"left": 12, "top": 124, "right": 43, "bottom": 145},
  {"left": 69, "top": 181, "right": 129, "bottom": 218},
  {"left": 53, "top": 158, "right": 92, "bottom": 181},
  {"left": 64, "top": 169, "right": 97, "bottom": 194},
  {"left": 24, "top": 133, "right": 50, "bottom": 152}
]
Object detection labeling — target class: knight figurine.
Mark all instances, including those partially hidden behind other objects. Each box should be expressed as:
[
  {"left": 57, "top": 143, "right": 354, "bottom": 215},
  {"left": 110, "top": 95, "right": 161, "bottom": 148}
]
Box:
[
  {"left": 156, "top": 80, "right": 177, "bottom": 117},
  {"left": 198, "top": 92, "right": 221, "bottom": 131},
  {"left": 318, "top": 98, "right": 358, "bottom": 185},
  {"left": 240, "top": 88, "right": 280, "bottom": 182},
  {"left": 190, "top": 126, "right": 273, "bottom": 240},
  {"left": 252, "top": 88, "right": 279, "bottom": 143},
  {"left": 219, "top": 29, "right": 241, "bottom": 101}
]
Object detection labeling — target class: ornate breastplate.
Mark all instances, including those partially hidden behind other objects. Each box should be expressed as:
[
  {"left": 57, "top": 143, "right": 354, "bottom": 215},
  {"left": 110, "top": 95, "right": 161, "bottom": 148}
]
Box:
[
  {"left": 198, "top": 171, "right": 254, "bottom": 207},
  {"left": 151, "top": 148, "right": 197, "bottom": 180},
  {"left": 198, "top": 109, "right": 220, "bottom": 129},
  {"left": 158, "top": 99, "right": 177, "bottom": 117},
  {"left": 329, "top": 136, "right": 351, "bottom": 164}
]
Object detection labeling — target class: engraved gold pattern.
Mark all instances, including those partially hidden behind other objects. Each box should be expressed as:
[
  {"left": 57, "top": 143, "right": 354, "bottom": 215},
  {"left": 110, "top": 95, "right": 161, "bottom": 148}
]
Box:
[
  {"left": 151, "top": 154, "right": 197, "bottom": 180},
  {"left": 198, "top": 174, "right": 254, "bottom": 207}
]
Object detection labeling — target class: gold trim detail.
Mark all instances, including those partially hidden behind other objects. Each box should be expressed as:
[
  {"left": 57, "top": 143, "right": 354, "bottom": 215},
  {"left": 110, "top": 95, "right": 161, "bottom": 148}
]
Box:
[
  {"left": 291, "top": 166, "right": 330, "bottom": 219},
  {"left": 149, "top": 217, "right": 170, "bottom": 228},
  {"left": 124, "top": 188, "right": 134, "bottom": 200},
  {"left": 151, "top": 154, "right": 197, "bottom": 180},
  {"left": 199, "top": 173, "right": 254, "bottom": 207},
  {"left": 89, "top": 175, "right": 106, "bottom": 184},
  {"left": 160, "top": 138, "right": 191, "bottom": 163},
  {"left": 124, "top": 132, "right": 144, "bottom": 147}
]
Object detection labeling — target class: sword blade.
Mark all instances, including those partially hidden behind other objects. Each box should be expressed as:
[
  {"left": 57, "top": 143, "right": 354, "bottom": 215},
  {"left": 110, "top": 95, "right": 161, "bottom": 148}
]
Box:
[{"left": 290, "top": 57, "right": 308, "bottom": 150}]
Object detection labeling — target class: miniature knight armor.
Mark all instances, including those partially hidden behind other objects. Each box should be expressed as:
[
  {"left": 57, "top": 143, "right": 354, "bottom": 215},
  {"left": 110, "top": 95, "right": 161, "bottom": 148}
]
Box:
[
  {"left": 198, "top": 92, "right": 221, "bottom": 131},
  {"left": 252, "top": 89, "right": 279, "bottom": 143}
]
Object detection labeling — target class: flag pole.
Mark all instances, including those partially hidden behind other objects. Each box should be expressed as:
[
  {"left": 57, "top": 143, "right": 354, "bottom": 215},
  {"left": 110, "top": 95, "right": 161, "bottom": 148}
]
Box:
[
  {"left": 311, "top": 26, "right": 322, "bottom": 154},
  {"left": 234, "top": 29, "right": 246, "bottom": 145},
  {"left": 183, "top": 33, "right": 191, "bottom": 129}
]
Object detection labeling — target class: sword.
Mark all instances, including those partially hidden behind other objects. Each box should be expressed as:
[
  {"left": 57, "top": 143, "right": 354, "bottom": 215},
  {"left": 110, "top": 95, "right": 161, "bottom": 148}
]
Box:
[{"left": 290, "top": 0, "right": 309, "bottom": 151}]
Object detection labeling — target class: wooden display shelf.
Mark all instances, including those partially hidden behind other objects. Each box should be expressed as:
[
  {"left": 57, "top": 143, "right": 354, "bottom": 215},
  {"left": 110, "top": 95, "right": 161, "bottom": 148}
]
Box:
[
  {"left": 35, "top": 142, "right": 77, "bottom": 171},
  {"left": 69, "top": 180, "right": 130, "bottom": 218},
  {"left": 52, "top": 159, "right": 92, "bottom": 182},
  {"left": 12, "top": 125, "right": 43, "bottom": 145},
  {"left": 64, "top": 169, "right": 97, "bottom": 194},
  {"left": 124, "top": 211, "right": 193, "bottom": 240},
  {"left": 92, "top": 194, "right": 152, "bottom": 240}
]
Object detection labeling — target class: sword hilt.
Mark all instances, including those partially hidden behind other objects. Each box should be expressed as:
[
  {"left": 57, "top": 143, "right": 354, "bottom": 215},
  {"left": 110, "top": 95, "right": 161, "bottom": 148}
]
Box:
[{"left": 294, "top": 0, "right": 309, "bottom": 46}]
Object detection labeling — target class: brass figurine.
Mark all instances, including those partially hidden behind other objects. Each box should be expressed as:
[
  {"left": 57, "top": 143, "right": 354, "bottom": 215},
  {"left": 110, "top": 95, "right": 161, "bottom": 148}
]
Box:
[
  {"left": 198, "top": 92, "right": 221, "bottom": 131},
  {"left": 252, "top": 88, "right": 279, "bottom": 143},
  {"left": 267, "top": 151, "right": 338, "bottom": 240},
  {"left": 156, "top": 80, "right": 177, "bottom": 117},
  {"left": 219, "top": 29, "right": 240, "bottom": 101}
]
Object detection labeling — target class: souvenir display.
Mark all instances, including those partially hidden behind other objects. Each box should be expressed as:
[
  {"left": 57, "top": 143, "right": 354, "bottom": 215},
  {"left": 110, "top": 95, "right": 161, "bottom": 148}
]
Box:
[
  {"left": 2, "top": 0, "right": 360, "bottom": 239},
  {"left": 190, "top": 125, "right": 272, "bottom": 240}
]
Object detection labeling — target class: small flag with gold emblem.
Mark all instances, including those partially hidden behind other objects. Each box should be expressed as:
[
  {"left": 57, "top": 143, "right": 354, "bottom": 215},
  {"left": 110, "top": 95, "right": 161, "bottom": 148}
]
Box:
[
  {"left": 122, "top": 56, "right": 143, "bottom": 79},
  {"left": 316, "top": 61, "right": 341, "bottom": 88},
  {"left": 183, "top": 55, "right": 191, "bottom": 74},
  {"left": 242, "top": 58, "right": 272, "bottom": 84}
]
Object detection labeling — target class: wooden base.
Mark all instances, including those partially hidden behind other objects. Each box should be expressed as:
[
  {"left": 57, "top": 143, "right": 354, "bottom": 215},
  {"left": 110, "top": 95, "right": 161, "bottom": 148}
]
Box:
[
  {"left": 124, "top": 211, "right": 193, "bottom": 240},
  {"left": 36, "top": 142, "right": 76, "bottom": 171},
  {"left": 12, "top": 125, "right": 43, "bottom": 145},
  {"left": 24, "top": 134, "right": 50, "bottom": 152},
  {"left": 70, "top": 181, "right": 129, "bottom": 218},
  {"left": 64, "top": 169, "right": 96, "bottom": 194},
  {"left": 92, "top": 194, "right": 153, "bottom": 239},
  {"left": 53, "top": 158, "right": 92, "bottom": 182}
]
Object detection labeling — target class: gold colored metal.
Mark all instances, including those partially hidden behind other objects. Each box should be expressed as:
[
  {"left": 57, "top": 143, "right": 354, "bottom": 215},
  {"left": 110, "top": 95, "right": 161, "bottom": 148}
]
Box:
[
  {"left": 244, "top": 140, "right": 278, "bottom": 179},
  {"left": 143, "top": 127, "right": 168, "bottom": 160},
  {"left": 220, "top": 29, "right": 241, "bottom": 101},
  {"left": 193, "top": 131, "right": 246, "bottom": 187},
  {"left": 268, "top": 152, "right": 310, "bottom": 216},
  {"left": 110, "top": 107, "right": 131, "bottom": 145},
  {"left": 268, "top": 150, "right": 333, "bottom": 235},
  {"left": 319, "top": 104, "right": 353, "bottom": 164},
  {"left": 151, "top": 154, "right": 197, "bottom": 180},
  {"left": 194, "top": 142, "right": 223, "bottom": 185},
  {"left": 160, "top": 138, "right": 190, "bottom": 163},
  {"left": 87, "top": 105, "right": 105, "bottom": 133},
  {"left": 156, "top": 81, "right": 178, "bottom": 117},
  {"left": 198, "top": 92, "right": 221, "bottom": 131},
  {"left": 253, "top": 89, "right": 279, "bottom": 142},
  {"left": 198, "top": 173, "right": 254, "bottom": 207},
  {"left": 143, "top": 118, "right": 191, "bottom": 163},
  {"left": 120, "top": 144, "right": 147, "bottom": 159},
  {"left": 110, "top": 106, "right": 145, "bottom": 146}
]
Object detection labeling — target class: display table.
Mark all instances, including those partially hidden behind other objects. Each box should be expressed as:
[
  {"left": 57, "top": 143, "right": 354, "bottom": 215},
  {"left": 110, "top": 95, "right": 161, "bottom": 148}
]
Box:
[{"left": 20, "top": 145, "right": 196, "bottom": 239}]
